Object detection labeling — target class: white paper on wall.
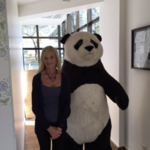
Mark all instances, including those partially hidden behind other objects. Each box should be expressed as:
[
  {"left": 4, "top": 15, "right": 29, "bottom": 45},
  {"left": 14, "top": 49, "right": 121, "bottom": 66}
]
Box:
[{"left": 135, "top": 31, "right": 146, "bottom": 43}]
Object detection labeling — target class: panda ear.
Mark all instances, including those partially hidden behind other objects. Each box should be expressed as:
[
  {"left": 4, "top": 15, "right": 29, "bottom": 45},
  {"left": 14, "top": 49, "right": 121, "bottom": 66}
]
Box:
[
  {"left": 60, "top": 34, "right": 71, "bottom": 44},
  {"left": 94, "top": 34, "right": 102, "bottom": 42}
]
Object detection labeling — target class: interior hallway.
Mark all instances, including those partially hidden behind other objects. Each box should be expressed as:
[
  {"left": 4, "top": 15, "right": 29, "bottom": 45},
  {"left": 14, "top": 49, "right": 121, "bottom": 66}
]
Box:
[{"left": 24, "top": 119, "right": 117, "bottom": 150}]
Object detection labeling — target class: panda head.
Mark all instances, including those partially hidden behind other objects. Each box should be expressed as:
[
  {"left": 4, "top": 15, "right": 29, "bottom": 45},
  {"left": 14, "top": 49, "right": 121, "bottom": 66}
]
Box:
[{"left": 60, "top": 32, "right": 103, "bottom": 67}]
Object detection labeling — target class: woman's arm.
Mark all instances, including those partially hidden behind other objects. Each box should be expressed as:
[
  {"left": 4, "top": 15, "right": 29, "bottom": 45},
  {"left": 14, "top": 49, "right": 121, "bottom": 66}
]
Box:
[
  {"left": 32, "top": 75, "right": 51, "bottom": 130},
  {"left": 58, "top": 75, "right": 71, "bottom": 128}
]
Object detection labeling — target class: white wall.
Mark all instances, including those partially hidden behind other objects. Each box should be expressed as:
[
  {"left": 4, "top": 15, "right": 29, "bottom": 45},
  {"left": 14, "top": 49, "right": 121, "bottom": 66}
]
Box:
[
  {"left": 6, "top": 0, "right": 25, "bottom": 149},
  {"left": 125, "top": 0, "right": 150, "bottom": 150},
  {"left": 0, "top": 0, "right": 16, "bottom": 149},
  {"left": 99, "top": 0, "right": 120, "bottom": 146},
  {"left": 119, "top": 0, "right": 127, "bottom": 147}
]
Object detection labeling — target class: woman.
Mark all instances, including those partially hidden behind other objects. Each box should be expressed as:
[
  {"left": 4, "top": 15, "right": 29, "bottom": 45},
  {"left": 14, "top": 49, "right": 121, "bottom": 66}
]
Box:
[{"left": 32, "top": 46, "right": 71, "bottom": 150}]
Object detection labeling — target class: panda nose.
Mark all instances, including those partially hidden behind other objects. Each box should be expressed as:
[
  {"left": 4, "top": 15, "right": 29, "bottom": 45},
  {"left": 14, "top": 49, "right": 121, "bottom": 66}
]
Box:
[{"left": 85, "top": 46, "right": 94, "bottom": 52}]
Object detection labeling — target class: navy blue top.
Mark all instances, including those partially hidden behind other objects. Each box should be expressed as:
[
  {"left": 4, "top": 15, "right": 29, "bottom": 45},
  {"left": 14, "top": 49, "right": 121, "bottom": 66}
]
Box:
[
  {"left": 32, "top": 72, "right": 71, "bottom": 138},
  {"left": 42, "top": 85, "right": 61, "bottom": 123}
]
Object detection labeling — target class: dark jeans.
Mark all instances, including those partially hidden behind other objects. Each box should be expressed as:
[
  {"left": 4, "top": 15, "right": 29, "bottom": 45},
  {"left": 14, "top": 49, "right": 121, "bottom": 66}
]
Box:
[{"left": 37, "top": 132, "right": 67, "bottom": 150}]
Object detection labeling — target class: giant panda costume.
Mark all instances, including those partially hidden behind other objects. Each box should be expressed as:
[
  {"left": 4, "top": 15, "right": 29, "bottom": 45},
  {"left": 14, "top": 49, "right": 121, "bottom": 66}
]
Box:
[{"left": 60, "top": 32, "right": 129, "bottom": 150}]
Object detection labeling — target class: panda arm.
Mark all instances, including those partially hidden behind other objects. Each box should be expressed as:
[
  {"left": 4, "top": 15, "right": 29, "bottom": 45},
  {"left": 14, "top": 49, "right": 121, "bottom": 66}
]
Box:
[{"left": 104, "top": 73, "right": 129, "bottom": 110}]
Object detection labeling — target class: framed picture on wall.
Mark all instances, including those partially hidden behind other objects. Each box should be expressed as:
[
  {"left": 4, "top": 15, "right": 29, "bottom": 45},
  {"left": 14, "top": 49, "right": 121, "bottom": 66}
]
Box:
[{"left": 131, "top": 25, "right": 150, "bottom": 70}]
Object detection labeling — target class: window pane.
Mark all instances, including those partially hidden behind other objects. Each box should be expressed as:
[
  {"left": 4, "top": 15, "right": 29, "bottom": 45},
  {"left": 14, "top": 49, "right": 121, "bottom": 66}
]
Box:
[
  {"left": 79, "top": 10, "right": 87, "bottom": 27},
  {"left": 40, "top": 50, "right": 42, "bottom": 58},
  {"left": 23, "top": 50, "right": 39, "bottom": 70},
  {"left": 38, "top": 25, "right": 58, "bottom": 37},
  {"left": 60, "top": 43, "right": 63, "bottom": 48},
  {"left": 92, "top": 22, "right": 99, "bottom": 34},
  {"left": 23, "top": 38, "right": 38, "bottom": 48},
  {"left": 92, "top": 7, "right": 100, "bottom": 20},
  {"left": 65, "top": 20, "right": 67, "bottom": 34},
  {"left": 62, "top": 20, "right": 67, "bottom": 36},
  {"left": 22, "top": 25, "right": 37, "bottom": 37},
  {"left": 71, "top": 12, "right": 76, "bottom": 32},
  {"left": 39, "top": 39, "right": 58, "bottom": 48},
  {"left": 60, "top": 24, "right": 63, "bottom": 37},
  {"left": 80, "top": 27, "right": 87, "bottom": 32},
  {"left": 61, "top": 50, "right": 64, "bottom": 66}
]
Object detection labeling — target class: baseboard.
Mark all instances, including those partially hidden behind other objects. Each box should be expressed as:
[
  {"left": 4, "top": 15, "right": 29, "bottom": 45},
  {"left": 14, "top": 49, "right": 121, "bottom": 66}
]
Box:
[
  {"left": 111, "top": 140, "right": 128, "bottom": 150},
  {"left": 111, "top": 140, "right": 118, "bottom": 150},
  {"left": 118, "top": 146, "right": 128, "bottom": 150}
]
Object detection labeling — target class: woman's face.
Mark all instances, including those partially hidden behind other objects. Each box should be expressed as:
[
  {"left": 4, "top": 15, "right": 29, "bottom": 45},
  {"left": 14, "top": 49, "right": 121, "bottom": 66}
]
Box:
[{"left": 43, "top": 52, "right": 57, "bottom": 70}]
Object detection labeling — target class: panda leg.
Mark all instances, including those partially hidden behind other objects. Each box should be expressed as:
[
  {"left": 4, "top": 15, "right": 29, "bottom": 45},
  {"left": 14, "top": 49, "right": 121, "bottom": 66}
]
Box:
[
  {"left": 63, "top": 132, "right": 83, "bottom": 150},
  {"left": 84, "top": 119, "right": 112, "bottom": 150}
]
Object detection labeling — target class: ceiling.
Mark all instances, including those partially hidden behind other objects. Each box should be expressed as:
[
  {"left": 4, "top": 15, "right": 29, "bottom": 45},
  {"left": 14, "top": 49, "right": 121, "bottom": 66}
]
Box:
[
  {"left": 17, "top": 0, "right": 101, "bottom": 25},
  {"left": 17, "top": 0, "right": 67, "bottom": 25},
  {"left": 17, "top": 0, "right": 43, "bottom": 5}
]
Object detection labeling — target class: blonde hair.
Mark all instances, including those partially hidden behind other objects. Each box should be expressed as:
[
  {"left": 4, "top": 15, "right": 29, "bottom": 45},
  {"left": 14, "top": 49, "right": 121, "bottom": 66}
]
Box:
[{"left": 38, "top": 46, "right": 61, "bottom": 73}]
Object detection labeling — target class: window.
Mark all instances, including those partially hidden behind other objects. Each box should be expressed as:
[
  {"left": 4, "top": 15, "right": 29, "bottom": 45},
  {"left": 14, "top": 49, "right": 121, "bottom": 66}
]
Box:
[
  {"left": 22, "top": 25, "right": 63, "bottom": 70},
  {"left": 71, "top": 12, "right": 76, "bottom": 32},
  {"left": 79, "top": 10, "right": 87, "bottom": 27},
  {"left": 62, "top": 19, "right": 67, "bottom": 36},
  {"left": 22, "top": 25, "right": 37, "bottom": 37},
  {"left": 22, "top": 7, "right": 100, "bottom": 70},
  {"left": 92, "top": 7, "right": 100, "bottom": 20},
  {"left": 23, "top": 50, "right": 39, "bottom": 70},
  {"left": 60, "top": 24, "right": 63, "bottom": 37},
  {"left": 92, "top": 22, "right": 99, "bottom": 34},
  {"left": 80, "top": 27, "right": 88, "bottom": 32},
  {"left": 62, "top": 7, "right": 100, "bottom": 34}
]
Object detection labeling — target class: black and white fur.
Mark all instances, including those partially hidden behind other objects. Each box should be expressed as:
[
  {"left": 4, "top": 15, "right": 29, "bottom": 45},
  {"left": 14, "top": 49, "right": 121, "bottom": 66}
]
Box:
[{"left": 61, "top": 32, "right": 129, "bottom": 149}]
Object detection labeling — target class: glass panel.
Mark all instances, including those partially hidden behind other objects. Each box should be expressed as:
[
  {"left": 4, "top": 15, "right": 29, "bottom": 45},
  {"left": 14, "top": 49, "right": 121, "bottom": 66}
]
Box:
[
  {"left": 40, "top": 50, "right": 43, "bottom": 58},
  {"left": 60, "top": 24, "right": 63, "bottom": 37},
  {"left": 65, "top": 20, "right": 67, "bottom": 34},
  {"left": 57, "top": 50, "right": 61, "bottom": 60},
  {"left": 38, "top": 25, "right": 58, "bottom": 37},
  {"left": 80, "top": 27, "right": 88, "bottom": 32},
  {"left": 92, "top": 22, "right": 99, "bottom": 34},
  {"left": 71, "top": 12, "right": 76, "bottom": 32},
  {"left": 22, "top": 25, "right": 37, "bottom": 37},
  {"left": 60, "top": 43, "right": 63, "bottom": 48},
  {"left": 61, "top": 50, "right": 64, "bottom": 66},
  {"left": 23, "top": 50, "right": 39, "bottom": 70},
  {"left": 79, "top": 10, "right": 87, "bottom": 27},
  {"left": 39, "top": 38, "right": 58, "bottom": 48},
  {"left": 62, "top": 20, "right": 67, "bottom": 36},
  {"left": 62, "top": 22, "right": 65, "bottom": 36},
  {"left": 92, "top": 7, "right": 100, "bottom": 20},
  {"left": 23, "top": 38, "right": 38, "bottom": 48},
  {"left": 57, "top": 50, "right": 59, "bottom": 54}
]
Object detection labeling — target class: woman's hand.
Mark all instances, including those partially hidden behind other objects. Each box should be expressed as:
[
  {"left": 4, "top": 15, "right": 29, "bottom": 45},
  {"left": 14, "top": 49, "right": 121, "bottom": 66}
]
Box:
[
  {"left": 47, "top": 126, "right": 62, "bottom": 140},
  {"left": 56, "top": 127, "right": 62, "bottom": 132},
  {"left": 50, "top": 127, "right": 62, "bottom": 140}
]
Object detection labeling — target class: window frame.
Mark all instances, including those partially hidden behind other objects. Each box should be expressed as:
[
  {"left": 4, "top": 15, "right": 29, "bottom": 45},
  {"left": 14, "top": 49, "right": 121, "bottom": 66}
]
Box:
[{"left": 22, "top": 25, "right": 63, "bottom": 70}]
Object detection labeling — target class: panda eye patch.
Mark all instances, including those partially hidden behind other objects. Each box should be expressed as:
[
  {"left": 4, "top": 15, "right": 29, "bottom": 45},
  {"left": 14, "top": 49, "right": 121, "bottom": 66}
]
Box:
[
  {"left": 74, "top": 39, "right": 83, "bottom": 50},
  {"left": 90, "top": 40, "right": 98, "bottom": 48}
]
